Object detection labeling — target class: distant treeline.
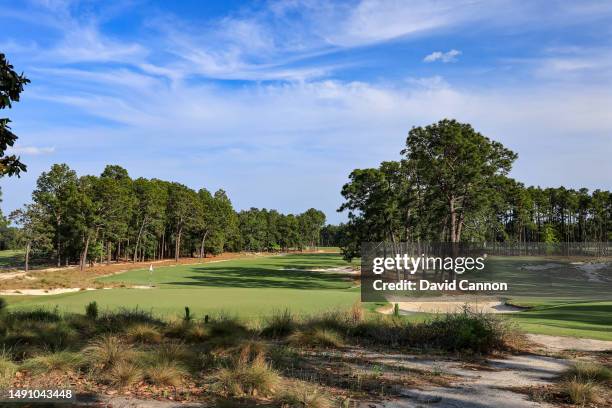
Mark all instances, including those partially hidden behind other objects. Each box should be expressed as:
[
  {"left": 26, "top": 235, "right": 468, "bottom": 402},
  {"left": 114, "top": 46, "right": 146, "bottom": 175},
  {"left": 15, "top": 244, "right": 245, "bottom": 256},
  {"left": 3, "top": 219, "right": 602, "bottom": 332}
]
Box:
[
  {"left": 334, "top": 119, "right": 612, "bottom": 260},
  {"left": 1, "top": 164, "right": 326, "bottom": 270}
]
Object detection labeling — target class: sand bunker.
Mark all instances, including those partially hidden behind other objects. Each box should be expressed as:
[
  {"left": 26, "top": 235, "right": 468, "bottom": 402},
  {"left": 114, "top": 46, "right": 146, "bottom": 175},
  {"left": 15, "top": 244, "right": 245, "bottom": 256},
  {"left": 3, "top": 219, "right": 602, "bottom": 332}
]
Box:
[{"left": 381, "top": 300, "right": 523, "bottom": 315}]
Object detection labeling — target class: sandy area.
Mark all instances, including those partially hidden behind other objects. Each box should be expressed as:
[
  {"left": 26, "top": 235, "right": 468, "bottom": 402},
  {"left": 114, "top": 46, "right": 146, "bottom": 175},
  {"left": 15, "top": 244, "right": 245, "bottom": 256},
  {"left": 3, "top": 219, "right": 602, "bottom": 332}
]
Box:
[
  {"left": 0, "top": 287, "right": 97, "bottom": 296},
  {"left": 381, "top": 300, "right": 523, "bottom": 314},
  {"left": 526, "top": 333, "right": 612, "bottom": 352}
]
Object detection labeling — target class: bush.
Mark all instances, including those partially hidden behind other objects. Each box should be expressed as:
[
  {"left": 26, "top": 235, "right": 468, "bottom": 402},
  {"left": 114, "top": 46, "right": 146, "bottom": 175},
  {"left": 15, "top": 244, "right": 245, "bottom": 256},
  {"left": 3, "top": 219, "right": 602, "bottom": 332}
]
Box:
[
  {"left": 261, "top": 309, "right": 296, "bottom": 338},
  {"left": 97, "top": 308, "right": 162, "bottom": 332},
  {"left": 288, "top": 328, "right": 344, "bottom": 348},
  {"left": 85, "top": 301, "right": 98, "bottom": 320}
]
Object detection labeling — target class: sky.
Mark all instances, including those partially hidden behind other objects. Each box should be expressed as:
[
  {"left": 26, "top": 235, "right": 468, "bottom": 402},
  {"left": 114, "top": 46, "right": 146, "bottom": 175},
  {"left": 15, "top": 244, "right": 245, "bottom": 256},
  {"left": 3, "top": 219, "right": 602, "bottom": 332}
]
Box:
[{"left": 1, "top": 0, "right": 611, "bottom": 224}]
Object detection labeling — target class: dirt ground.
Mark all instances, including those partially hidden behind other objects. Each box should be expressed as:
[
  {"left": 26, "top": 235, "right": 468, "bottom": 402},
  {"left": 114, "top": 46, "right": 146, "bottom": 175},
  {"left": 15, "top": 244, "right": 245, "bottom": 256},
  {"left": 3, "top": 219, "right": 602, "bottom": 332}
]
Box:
[{"left": 0, "top": 252, "right": 268, "bottom": 291}]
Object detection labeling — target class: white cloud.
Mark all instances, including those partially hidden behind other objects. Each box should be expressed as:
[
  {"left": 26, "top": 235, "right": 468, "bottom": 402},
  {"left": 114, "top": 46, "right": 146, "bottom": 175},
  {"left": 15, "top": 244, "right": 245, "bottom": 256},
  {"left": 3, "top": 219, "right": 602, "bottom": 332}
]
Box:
[
  {"left": 423, "top": 49, "right": 462, "bottom": 63},
  {"left": 8, "top": 146, "right": 56, "bottom": 155}
]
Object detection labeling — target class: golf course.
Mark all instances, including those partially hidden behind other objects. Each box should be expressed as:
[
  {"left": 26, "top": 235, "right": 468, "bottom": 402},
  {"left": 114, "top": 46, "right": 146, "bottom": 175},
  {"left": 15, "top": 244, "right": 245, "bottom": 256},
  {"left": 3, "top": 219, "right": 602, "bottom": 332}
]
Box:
[{"left": 3, "top": 250, "right": 610, "bottom": 341}]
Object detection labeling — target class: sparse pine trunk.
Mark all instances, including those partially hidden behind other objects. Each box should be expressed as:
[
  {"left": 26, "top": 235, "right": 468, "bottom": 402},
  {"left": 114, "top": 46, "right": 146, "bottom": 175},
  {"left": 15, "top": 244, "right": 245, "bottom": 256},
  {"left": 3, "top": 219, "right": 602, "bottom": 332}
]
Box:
[
  {"left": 175, "top": 227, "right": 182, "bottom": 262},
  {"left": 199, "top": 230, "right": 209, "bottom": 258},
  {"left": 80, "top": 233, "right": 91, "bottom": 271},
  {"left": 25, "top": 241, "right": 31, "bottom": 272}
]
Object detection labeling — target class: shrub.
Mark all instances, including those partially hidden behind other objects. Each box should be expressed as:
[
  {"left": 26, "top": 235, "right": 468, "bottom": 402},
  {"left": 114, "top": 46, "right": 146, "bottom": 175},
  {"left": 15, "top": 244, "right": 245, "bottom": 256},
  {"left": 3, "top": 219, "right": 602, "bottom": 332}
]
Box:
[
  {"left": 126, "top": 324, "right": 162, "bottom": 344},
  {"left": 214, "top": 353, "right": 279, "bottom": 397},
  {"left": 183, "top": 306, "right": 192, "bottom": 322},
  {"left": 97, "top": 308, "right": 162, "bottom": 332},
  {"left": 561, "top": 379, "right": 596, "bottom": 405},
  {"left": 109, "top": 360, "right": 143, "bottom": 387},
  {"left": 261, "top": 309, "right": 296, "bottom": 338},
  {"left": 85, "top": 301, "right": 98, "bottom": 320},
  {"left": 288, "top": 328, "right": 344, "bottom": 348},
  {"left": 84, "top": 335, "right": 130, "bottom": 370},
  {"left": 5, "top": 308, "right": 61, "bottom": 323},
  {"left": 275, "top": 382, "right": 332, "bottom": 408},
  {"left": 208, "top": 315, "right": 249, "bottom": 338},
  {"left": 563, "top": 361, "right": 611, "bottom": 384},
  {"left": 23, "top": 351, "right": 85, "bottom": 374}
]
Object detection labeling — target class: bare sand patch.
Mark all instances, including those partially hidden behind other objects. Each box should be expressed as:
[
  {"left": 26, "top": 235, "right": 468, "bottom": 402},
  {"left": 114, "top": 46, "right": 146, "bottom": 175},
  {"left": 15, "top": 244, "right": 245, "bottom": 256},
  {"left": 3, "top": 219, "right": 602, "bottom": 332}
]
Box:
[
  {"left": 381, "top": 300, "right": 523, "bottom": 315},
  {"left": 526, "top": 333, "right": 612, "bottom": 352}
]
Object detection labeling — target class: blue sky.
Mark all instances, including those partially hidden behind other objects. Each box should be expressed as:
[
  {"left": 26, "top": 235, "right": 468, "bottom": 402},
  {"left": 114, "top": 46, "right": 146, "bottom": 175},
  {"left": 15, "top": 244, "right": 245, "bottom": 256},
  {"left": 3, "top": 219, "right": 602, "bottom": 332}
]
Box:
[{"left": 1, "top": 0, "right": 611, "bottom": 223}]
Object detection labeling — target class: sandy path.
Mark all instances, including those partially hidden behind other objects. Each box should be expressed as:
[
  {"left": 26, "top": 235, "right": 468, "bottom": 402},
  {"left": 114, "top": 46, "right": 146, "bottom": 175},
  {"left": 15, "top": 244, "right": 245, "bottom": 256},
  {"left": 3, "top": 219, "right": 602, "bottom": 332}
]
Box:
[
  {"left": 527, "top": 333, "right": 612, "bottom": 352},
  {"left": 381, "top": 300, "right": 523, "bottom": 314},
  {"left": 356, "top": 352, "right": 569, "bottom": 408}
]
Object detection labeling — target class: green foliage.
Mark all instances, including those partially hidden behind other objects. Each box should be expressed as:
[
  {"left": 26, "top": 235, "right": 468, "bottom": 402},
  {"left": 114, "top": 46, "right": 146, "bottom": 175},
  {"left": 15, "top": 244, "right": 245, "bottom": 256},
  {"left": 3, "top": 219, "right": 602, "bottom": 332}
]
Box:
[
  {"left": 85, "top": 301, "right": 98, "bottom": 320},
  {"left": 337, "top": 119, "right": 612, "bottom": 258},
  {"left": 0, "top": 53, "right": 29, "bottom": 178}
]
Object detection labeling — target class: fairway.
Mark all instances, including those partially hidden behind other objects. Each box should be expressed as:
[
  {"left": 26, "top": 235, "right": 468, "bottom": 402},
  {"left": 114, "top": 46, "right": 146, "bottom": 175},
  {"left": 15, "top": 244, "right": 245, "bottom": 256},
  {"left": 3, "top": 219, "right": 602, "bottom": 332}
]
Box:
[{"left": 8, "top": 253, "right": 360, "bottom": 318}]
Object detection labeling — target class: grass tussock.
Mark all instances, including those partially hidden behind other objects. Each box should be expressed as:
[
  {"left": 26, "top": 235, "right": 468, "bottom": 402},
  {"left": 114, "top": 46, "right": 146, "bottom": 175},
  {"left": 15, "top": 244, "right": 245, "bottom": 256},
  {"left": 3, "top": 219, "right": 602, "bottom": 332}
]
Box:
[
  {"left": 0, "top": 352, "right": 17, "bottom": 388},
  {"left": 126, "top": 323, "right": 162, "bottom": 344},
  {"left": 562, "top": 361, "right": 611, "bottom": 384},
  {"left": 214, "top": 350, "right": 279, "bottom": 397},
  {"left": 84, "top": 335, "right": 131, "bottom": 370},
  {"left": 274, "top": 381, "right": 333, "bottom": 408},
  {"left": 288, "top": 328, "right": 345, "bottom": 348},
  {"left": 561, "top": 379, "right": 596, "bottom": 405},
  {"left": 23, "top": 351, "right": 85, "bottom": 374},
  {"left": 109, "top": 359, "right": 143, "bottom": 387},
  {"left": 261, "top": 309, "right": 296, "bottom": 338},
  {"left": 144, "top": 360, "right": 187, "bottom": 386}
]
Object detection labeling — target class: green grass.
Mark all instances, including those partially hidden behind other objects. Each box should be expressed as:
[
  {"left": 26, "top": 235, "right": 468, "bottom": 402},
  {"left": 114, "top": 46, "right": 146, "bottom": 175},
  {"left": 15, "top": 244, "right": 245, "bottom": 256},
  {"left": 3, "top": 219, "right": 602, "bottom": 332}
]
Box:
[
  {"left": 507, "top": 300, "right": 612, "bottom": 341},
  {"left": 0, "top": 249, "right": 25, "bottom": 269},
  {"left": 7, "top": 253, "right": 359, "bottom": 318},
  {"left": 5, "top": 253, "right": 611, "bottom": 340}
]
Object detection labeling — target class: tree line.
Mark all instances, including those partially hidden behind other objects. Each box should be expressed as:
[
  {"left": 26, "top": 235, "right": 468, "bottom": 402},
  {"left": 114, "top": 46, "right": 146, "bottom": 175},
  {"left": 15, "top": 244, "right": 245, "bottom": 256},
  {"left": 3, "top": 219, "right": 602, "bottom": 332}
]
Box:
[
  {"left": 3, "top": 164, "right": 326, "bottom": 271},
  {"left": 335, "top": 119, "right": 612, "bottom": 260}
]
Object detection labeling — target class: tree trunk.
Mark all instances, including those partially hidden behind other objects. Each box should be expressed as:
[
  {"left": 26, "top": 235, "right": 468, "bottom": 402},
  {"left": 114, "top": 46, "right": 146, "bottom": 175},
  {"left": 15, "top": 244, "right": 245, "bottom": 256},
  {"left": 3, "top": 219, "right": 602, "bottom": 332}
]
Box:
[
  {"left": 133, "top": 220, "right": 146, "bottom": 263},
  {"left": 80, "top": 233, "right": 91, "bottom": 271},
  {"left": 449, "top": 197, "right": 457, "bottom": 243},
  {"left": 175, "top": 228, "right": 182, "bottom": 262},
  {"left": 199, "top": 230, "right": 209, "bottom": 259},
  {"left": 25, "top": 241, "right": 31, "bottom": 272},
  {"left": 106, "top": 241, "right": 111, "bottom": 265}
]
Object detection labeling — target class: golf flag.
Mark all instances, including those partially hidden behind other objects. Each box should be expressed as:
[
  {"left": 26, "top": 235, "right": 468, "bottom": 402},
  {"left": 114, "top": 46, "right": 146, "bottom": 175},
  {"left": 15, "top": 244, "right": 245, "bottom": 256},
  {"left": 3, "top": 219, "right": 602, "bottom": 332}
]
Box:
[{"left": 149, "top": 264, "right": 154, "bottom": 273}]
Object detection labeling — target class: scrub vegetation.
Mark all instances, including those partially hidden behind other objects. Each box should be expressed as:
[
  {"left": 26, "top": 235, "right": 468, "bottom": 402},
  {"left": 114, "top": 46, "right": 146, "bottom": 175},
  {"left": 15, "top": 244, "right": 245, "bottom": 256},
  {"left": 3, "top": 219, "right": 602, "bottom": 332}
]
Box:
[{"left": 0, "top": 300, "right": 519, "bottom": 405}]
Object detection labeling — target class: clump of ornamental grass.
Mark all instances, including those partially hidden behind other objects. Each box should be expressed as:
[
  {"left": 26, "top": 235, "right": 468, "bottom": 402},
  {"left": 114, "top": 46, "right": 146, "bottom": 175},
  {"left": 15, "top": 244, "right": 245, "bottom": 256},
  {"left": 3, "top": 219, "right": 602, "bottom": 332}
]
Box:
[
  {"left": 186, "top": 323, "right": 209, "bottom": 342},
  {"left": 213, "top": 349, "right": 279, "bottom": 397},
  {"left": 144, "top": 360, "right": 188, "bottom": 387},
  {"left": 22, "top": 351, "right": 85, "bottom": 374},
  {"left": 126, "top": 323, "right": 162, "bottom": 344},
  {"left": 108, "top": 359, "right": 143, "bottom": 388},
  {"left": 274, "top": 381, "right": 333, "bottom": 408},
  {"left": 288, "top": 327, "right": 345, "bottom": 348},
  {"left": 561, "top": 379, "right": 596, "bottom": 405},
  {"left": 261, "top": 309, "right": 296, "bottom": 338},
  {"left": 0, "top": 351, "right": 17, "bottom": 388},
  {"left": 84, "top": 335, "right": 132, "bottom": 370},
  {"left": 562, "top": 361, "right": 611, "bottom": 384}
]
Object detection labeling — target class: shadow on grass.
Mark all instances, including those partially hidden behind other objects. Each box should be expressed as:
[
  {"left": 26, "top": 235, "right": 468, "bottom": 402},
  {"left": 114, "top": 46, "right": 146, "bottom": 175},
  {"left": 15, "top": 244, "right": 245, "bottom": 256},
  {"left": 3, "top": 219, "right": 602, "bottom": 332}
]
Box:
[{"left": 166, "top": 263, "right": 353, "bottom": 290}]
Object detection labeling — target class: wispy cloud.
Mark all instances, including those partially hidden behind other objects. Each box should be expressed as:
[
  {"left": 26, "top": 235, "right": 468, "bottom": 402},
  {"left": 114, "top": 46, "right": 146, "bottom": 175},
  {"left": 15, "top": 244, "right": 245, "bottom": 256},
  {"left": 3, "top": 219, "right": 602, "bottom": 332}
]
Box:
[
  {"left": 423, "top": 49, "right": 462, "bottom": 63},
  {"left": 8, "top": 146, "right": 56, "bottom": 155}
]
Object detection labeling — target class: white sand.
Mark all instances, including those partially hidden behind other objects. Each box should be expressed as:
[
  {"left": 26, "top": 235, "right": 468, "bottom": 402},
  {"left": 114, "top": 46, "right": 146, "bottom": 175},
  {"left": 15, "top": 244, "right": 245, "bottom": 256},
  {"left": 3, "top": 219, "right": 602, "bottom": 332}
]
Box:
[{"left": 380, "top": 300, "right": 523, "bottom": 315}]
